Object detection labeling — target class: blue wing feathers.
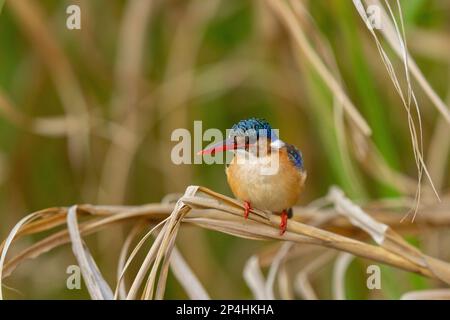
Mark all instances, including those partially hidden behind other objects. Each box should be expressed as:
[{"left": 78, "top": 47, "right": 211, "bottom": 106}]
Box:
[{"left": 286, "top": 144, "right": 304, "bottom": 169}]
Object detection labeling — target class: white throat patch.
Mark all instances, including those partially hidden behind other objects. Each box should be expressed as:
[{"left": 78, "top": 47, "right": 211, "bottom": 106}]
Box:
[{"left": 270, "top": 139, "right": 285, "bottom": 149}]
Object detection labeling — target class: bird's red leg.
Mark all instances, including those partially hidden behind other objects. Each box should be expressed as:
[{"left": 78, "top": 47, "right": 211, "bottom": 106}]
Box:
[
  {"left": 279, "top": 210, "right": 288, "bottom": 235},
  {"left": 243, "top": 201, "right": 252, "bottom": 219}
]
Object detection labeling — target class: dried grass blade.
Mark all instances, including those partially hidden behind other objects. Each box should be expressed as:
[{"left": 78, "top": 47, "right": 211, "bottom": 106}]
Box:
[
  {"left": 265, "top": 242, "right": 293, "bottom": 299},
  {"left": 169, "top": 246, "right": 210, "bottom": 299},
  {"left": 67, "top": 206, "right": 113, "bottom": 300},
  {"left": 294, "top": 251, "right": 335, "bottom": 300},
  {"left": 244, "top": 256, "right": 269, "bottom": 300},
  {"left": 142, "top": 186, "right": 199, "bottom": 299},
  {"left": 401, "top": 289, "right": 450, "bottom": 300},
  {"left": 3, "top": 205, "right": 172, "bottom": 279},
  {"left": 126, "top": 223, "right": 167, "bottom": 300},
  {"left": 115, "top": 219, "right": 168, "bottom": 299},
  {"left": 332, "top": 253, "right": 354, "bottom": 300},
  {"left": 116, "top": 222, "right": 146, "bottom": 299},
  {"left": 0, "top": 212, "right": 42, "bottom": 299},
  {"left": 277, "top": 266, "right": 293, "bottom": 300},
  {"left": 366, "top": 0, "right": 450, "bottom": 124},
  {"left": 143, "top": 204, "right": 190, "bottom": 299}
]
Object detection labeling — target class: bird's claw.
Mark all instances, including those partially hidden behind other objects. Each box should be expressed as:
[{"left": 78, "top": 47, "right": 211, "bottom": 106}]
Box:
[
  {"left": 280, "top": 210, "right": 288, "bottom": 235},
  {"left": 243, "top": 201, "right": 252, "bottom": 219}
]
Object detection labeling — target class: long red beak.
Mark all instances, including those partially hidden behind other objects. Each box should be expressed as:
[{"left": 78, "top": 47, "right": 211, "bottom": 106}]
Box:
[{"left": 197, "top": 138, "right": 244, "bottom": 155}]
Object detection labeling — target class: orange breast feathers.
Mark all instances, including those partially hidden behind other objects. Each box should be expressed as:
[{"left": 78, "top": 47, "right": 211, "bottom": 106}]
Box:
[{"left": 226, "top": 148, "right": 306, "bottom": 213}]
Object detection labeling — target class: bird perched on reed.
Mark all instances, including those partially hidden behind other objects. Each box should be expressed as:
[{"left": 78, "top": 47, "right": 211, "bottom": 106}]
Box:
[{"left": 199, "top": 118, "right": 306, "bottom": 235}]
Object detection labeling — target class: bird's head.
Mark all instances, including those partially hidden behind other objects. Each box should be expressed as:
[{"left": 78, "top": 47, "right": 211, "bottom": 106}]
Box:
[{"left": 198, "top": 118, "right": 284, "bottom": 156}]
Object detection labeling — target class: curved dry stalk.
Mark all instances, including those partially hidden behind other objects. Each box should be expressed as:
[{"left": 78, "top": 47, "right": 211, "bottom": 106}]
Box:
[
  {"left": 353, "top": 0, "right": 441, "bottom": 217},
  {"left": 265, "top": 242, "right": 293, "bottom": 299},
  {"left": 1, "top": 186, "right": 450, "bottom": 299},
  {"left": 127, "top": 186, "right": 450, "bottom": 297},
  {"left": 332, "top": 253, "right": 354, "bottom": 300},
  {"left": 295, "top": 251, "right": 335, "bottom": 300},
  {"left": 66, "top": 206, "right": 113, "bottom": 300},
  {"left": 243, "top": 243, "right": 294, "bottom": 300},
  {"left": 116, "top": 222, "right": 146, "bottom": 299},
  {"left": 126, "top": 224, "right": 167, "bottom": 300},
  {"left": 365, "top": 0, "right": 450, "bottom": 124},
  {"left": 0, "top": 206, "right": 172, "bottom": 280},
  {"left": 169, "top": 246, "right": 210, "bottom": 300},
  {"left": 244, "top": 255, "right": 270, "bottom": 300},
  {"left": 0, "top": 88, "right": 85, "bottom": 137},
  {"left": 116, "top": 219, "right": 168, "bottom": 299},
  {"left": 0, "top": 212, "right": 42, "bottom": 299},
  {"left": 277, "top": 266, "right": 293, "bottom": 299},
  {"left": 265, "top": 0, "right": 426, "bottom": 202},
  {"left": 401, "top": 289, "right": 450, "bottom": 300}
]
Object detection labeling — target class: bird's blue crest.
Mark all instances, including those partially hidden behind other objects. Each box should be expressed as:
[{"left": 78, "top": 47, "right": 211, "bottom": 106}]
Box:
[{"left": 229, "top": 118, "right": 276, "bottom": 140}]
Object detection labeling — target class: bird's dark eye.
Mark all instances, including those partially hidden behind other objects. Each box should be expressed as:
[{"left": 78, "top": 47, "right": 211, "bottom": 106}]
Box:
[{"left": 233, "top": 136, "right": 238, "bottom": 149}]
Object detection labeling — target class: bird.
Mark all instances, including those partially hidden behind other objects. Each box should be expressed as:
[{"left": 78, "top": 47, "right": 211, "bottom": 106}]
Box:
[{"left": 198, "top": 118, "right": 306, "bottom": 235}]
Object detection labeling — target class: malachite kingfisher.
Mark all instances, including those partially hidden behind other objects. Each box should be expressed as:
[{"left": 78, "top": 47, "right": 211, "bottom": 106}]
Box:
[{"left": 199, "top": 118, "right": 307, "bottom": 235}]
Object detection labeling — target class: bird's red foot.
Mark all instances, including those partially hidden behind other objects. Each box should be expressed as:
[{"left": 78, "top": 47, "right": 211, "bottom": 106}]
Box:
[
  {"left": 279, "top": 210, "right": 288, "bottom": 235},
  {"left": 243, "top": 201, "right": 252, "bottom": 219}
]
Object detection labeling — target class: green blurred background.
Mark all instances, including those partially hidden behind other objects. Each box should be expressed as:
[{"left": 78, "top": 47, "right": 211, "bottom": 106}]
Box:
[{"left": 0, "top": 0, "right": 449, "bottom": 299}]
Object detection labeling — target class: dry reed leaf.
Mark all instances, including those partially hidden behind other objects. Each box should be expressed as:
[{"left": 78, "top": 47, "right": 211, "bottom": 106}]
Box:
[
  {"left": 0, "top": 208, "right": 66, "bottom": 252},
  {"left": 116, "top": 222, "right": 146, "bottom": 299},
  {"left": 332, "top": 253, "right": 354, "bottom": 300},
  {"left": 401, "top": 289, "right": 450, "bottom": 300},
  {"left": 269, "top": 0, "right": 423, "bottom": 203},
  {"left": 1, "top": 206, "right": 171, "bottom": 280},
  {"left": 146, "top": 187, "right": 196, "bottom": 300},
  {"left": 188, "top": 187, "right": 450, "bottom": 283},
  {"left": 169, "top": 246, "right": 210, "bottom": 300},
  {"left": 0, "top": 212, "right": 42, "bottom": 299},
  {"left": 294, "top": 273, "right": 317, "bottom": 300},
  {"left": 265, "top": 0, "right": 372, "bottom": 136},
  {"left": 427, "top": 110, "right": 450, "bottom": 191},
  {"left": 328, "top": 187, "right": 388, "bottom": 244},
  {"left": 244, "top": 256, "right": 269, "bottom": 300},
  {"left": 365, "top": 0, "right": 450, "bottom": 124},
  {"left": 289, "top": 0, "right": 366, "bottom": 195},
  {"left": 353, "top": 0, "right": 441, "bottom": 217},
  {"left": 1, "top": 186, "right": 450, "bottom": 299},
  {"left": 265, "top": 242, "right": 293, "bottom": 299},
  {"left": 66, "top": 206, "right": 113, "bottom": 300},
  {"left": 294, "top": 251, "right": 335, "bottom": 300},
  {"left": 277, "top": 266, "right": 293, "bottom": 300},
  {"left": 126, "top": 233, "right": 163, "bottom": 299},
  {"left": 326, "top": 186, "right": 450, "bottom": 282},
  {"left": 115, "top": 219, "right": 168, "bottom": 299}
]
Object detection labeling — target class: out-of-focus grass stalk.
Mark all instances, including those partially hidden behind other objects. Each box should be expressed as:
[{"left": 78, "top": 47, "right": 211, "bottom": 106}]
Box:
[
  {"left": 7, "top": 0, "right": 91, "bottom": 170},
  {"left": 427, "top": 93, "right": 450, "bottom": 191},
  {"left": 288, "top": 0, "right": 368, "bottom": 201},
  {"left": 267, "top": 0, "right": 368, "bottom": 198},
  {"left": 265, "top": 0, "right": 372, "bottom": 137},
  {"left": 302, "top": 63, "right": 366, "bottom": 199},
  {"left": 98, "top": 0, "right": 155, "bottom": 204},
  {"left": 335, "top": 1, "right": 401, "bottom": 197},
  {"left": 157, "top": 0, "right": 221, "bottom": 193}
]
